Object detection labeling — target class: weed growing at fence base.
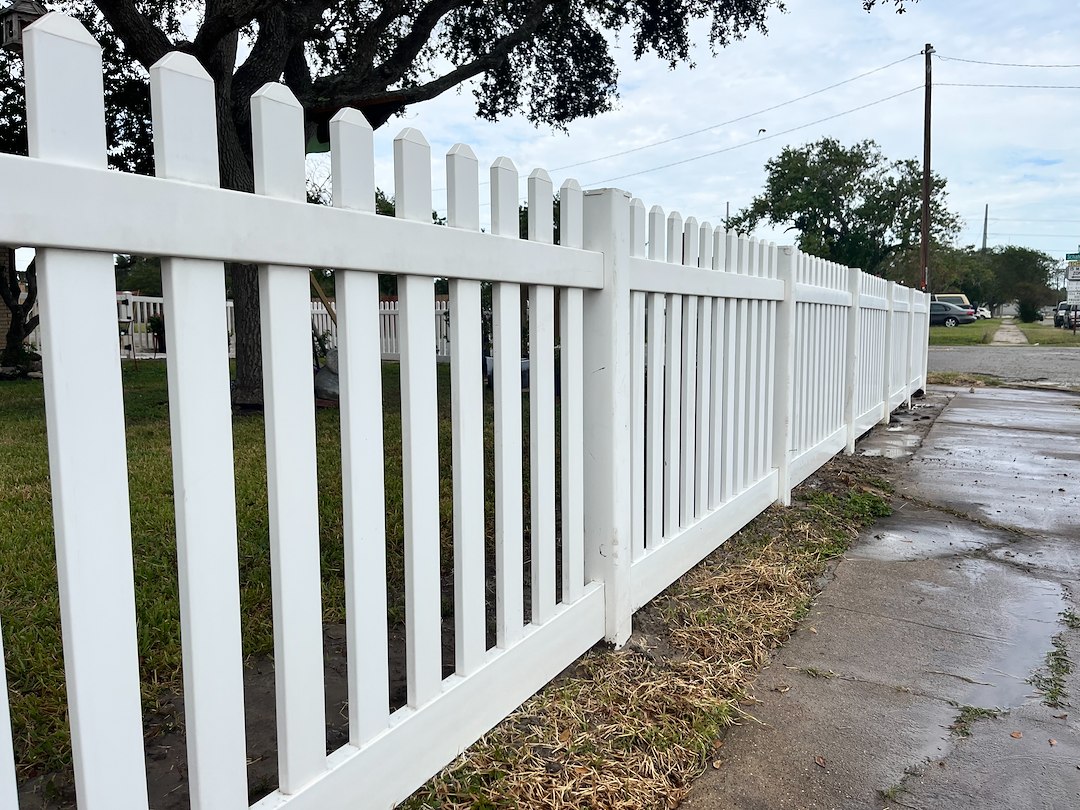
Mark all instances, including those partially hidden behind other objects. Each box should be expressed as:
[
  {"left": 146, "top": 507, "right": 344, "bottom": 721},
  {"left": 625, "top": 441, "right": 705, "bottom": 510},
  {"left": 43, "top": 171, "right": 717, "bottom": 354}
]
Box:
[{"left": 401, "top": 456, "right": 893, "bottom": 810}]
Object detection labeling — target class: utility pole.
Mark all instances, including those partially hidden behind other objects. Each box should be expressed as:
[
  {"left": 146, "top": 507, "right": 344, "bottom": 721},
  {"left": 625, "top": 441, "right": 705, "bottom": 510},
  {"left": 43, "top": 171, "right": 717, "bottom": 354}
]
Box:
[
  {"left": 921, "top": 43, "right": 934, "bottom": 292},
  {"left": 981, "top": 204, "right": 988, "bottom": 251}
]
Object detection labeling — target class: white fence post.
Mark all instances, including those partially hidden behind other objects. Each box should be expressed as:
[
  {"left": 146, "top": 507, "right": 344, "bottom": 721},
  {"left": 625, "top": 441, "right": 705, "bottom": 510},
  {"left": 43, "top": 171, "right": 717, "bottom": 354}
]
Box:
[
  {"left": 772, "top": 247, "right": 796, "bottom": 506},
  {"left": 881, "top": 282, "right": 896, "bottom": 424},
  {"left": 844, "top": 268, "right": 863, "bottom": 453},
  {"left": 582, "top": 187, "right": 633, "bottom": 645},
  {"left": 905, "top": 286, "right": 916, "bottom": 406},
  {"left": 24, "top": 15, "right": 150, "bottom": 807}
]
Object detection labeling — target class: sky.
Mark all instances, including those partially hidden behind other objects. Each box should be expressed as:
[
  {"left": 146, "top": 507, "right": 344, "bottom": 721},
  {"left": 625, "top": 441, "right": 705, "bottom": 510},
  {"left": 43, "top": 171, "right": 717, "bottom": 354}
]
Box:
[
  {"left": 350, "top": 0, "right": 1080, "bottom": 266},
  {"left": 16, "top": 0, "right": 1080, "bottom": 275}
]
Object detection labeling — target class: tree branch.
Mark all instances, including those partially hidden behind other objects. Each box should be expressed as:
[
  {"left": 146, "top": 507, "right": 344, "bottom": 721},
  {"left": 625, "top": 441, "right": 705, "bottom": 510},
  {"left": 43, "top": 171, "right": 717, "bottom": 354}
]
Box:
[
  {"left": 308, "top": 0, "right": 551, "bottom": 127},
  {"left": 192, "top": 0, "right": 278, "bottom": 60},
  {"left": 94, "top": 0, "right": 175, "bottom": 70}
]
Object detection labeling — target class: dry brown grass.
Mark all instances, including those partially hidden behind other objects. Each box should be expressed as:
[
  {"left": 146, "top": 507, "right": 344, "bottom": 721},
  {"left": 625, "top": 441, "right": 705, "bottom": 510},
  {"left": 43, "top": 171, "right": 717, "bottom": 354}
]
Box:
[{"left": 403, "top": 458, "right": 893, "bottom": 810}]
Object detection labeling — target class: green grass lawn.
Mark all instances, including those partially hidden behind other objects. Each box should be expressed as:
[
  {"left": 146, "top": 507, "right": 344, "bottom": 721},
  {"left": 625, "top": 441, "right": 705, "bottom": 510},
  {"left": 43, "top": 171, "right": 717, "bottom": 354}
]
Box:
[
  {"left": 928, "top": 318, "right": 1000, "bottom": 346},
  {"left": 0, "top": 360, "right": 516, "bottom": 778},
  {"left": 1014, "top": 321, "right": 1080, "bottom": 346}
]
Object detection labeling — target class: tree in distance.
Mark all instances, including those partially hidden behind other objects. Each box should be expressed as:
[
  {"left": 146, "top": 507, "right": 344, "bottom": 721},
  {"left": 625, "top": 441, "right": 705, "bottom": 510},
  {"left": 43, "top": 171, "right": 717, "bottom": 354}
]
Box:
[
  {"left": 726, "top": 137, "right": 958, "bottom": 278},
  {"left": 0, "top": 0, "right": 914, "bottom": 400}
]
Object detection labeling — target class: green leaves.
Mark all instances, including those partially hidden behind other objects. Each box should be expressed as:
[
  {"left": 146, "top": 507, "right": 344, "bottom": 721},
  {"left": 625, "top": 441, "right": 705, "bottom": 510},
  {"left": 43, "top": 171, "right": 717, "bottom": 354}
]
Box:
[{"left": 727, "top": 137, "right": 959, "bottom": 276}]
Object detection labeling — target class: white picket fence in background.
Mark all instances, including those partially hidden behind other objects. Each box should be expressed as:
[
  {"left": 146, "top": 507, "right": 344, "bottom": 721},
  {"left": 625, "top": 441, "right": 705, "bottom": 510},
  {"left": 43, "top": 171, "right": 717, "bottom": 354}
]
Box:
[
  {"left": 26, "top": 295, "right": 449, "bottom": 360},
  {"left": 0, "top": 13, "right": 929, "bottom": 810}
]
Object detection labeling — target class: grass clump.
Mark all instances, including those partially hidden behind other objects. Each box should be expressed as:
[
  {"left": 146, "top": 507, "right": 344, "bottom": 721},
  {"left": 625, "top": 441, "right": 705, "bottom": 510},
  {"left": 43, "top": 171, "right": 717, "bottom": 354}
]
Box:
[
  {"left": 925, "top": 372, "right": 1003, "bottom": 388},
  {"left": 1030, "top": 635, "right": 1073, "bottom": 708},
  {"left": 948, "top": 705, "right": 1004, "bottom": 737}
]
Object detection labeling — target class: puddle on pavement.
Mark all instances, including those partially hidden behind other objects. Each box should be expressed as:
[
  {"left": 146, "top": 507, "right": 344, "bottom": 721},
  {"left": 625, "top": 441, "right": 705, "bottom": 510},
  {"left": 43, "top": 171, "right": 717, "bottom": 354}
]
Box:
[
  {"left": 957, "top": 559, "right": 1065, "bottom": 709},
  {"left": 849, "top": 503, "right": 1001, "bottom": 561}
]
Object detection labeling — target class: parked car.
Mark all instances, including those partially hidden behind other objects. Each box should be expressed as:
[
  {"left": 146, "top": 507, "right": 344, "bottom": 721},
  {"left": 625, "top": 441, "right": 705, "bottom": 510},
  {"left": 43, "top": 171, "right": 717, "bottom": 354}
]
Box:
[
  {"left": 1067, "top": 304, "right": 1080, "bottom": 330},
  {"left": 933, "top": 293, "right": 971, "bottom": 308},
  {"left": 929, "top": 301, "right": 977, "bottom": 327},
  {"left": 1055, "top": 301, "right": 1069, "bottom": 327},
  {"left": 975, "top": 306, "right": 991, "bottom": 319}
]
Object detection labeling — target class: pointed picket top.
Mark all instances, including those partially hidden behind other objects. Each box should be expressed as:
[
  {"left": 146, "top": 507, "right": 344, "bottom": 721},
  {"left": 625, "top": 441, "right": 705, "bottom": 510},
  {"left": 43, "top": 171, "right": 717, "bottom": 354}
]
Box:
[
  {"left": 737, "top": 236, "right": 751, "bottom": 276},
  {"left": 757, "top": 239, "right": 768, "bottom": 279},
  {"left": 747, "top": 237, "right": 759, "bottom": 277},
  {"left": 699, "top": 222, "right": 714, "bottom": 271},
  {"left": 768, "top": 243, "right": 778, "bottom": 279},
  {"left": 394, "top": 127, "right": 432, "bottom": 222},
  {"left": 330, "top": 109, "right": 375, "bottom": 213},
  {"left": 26, "top": 10, "right": 96, "bottom": 45},
  {"left": 251, "top": 83, "right": 305, "bottom": 201},
  {"left": 629, "top": 198, "right": 647, "bottom": 258},
  {"left": 560, "top": 179, "right": 583, "bottom": 248},
  {"left": 647, "top": 205, "right": 665, "bottom": 261},
  {"left": 665, "top": 211, "right": 683, "bottom": 264},
  {"left": 527, "top": 168, "right": 553, "bottom": 244},
  {"left": 490, "top": 156, "right": 518, "bottom": 237},
  {"left": 713, "top": 228, "right": 727, "bottom": 271},
  {"left": 682, "top": 217, "right": 699, "bottom": 267},
  {"left": 446, "top": 143, "right": 479, "bottom": 231},
  {"left": 24, "top": 12, "right": 106, "bottom": 165},
  {"left": 150, "top": 52, "right": 218, "bottom": 185}
]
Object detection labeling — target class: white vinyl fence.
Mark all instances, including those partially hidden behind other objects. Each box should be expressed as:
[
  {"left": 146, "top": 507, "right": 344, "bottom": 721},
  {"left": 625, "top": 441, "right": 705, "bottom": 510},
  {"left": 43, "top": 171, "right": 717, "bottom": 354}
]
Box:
[
  {"left": 27, "top": 294, "right": 448, "bottom": 360},
  {"left": 0, "top": 14, "right": 929, "bottom": 810}
]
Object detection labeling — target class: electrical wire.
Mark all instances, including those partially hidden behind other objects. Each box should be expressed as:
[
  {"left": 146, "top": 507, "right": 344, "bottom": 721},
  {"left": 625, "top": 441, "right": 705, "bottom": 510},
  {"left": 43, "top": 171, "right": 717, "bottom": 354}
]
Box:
[
  {"left": 430, "top": 52, "right": 921, "bottom": 193},
  {"left": 937, "top": 54, "right": 1080, "bottom": 69},
  {"left": 939, "top": 82, "right": 1080, "bottom": 90},
  {"left": 548, "top": 52, "right": 921, "bottom": 173},
  {"left": 584, "top": 86, "right": 921, "bottom": 187}
]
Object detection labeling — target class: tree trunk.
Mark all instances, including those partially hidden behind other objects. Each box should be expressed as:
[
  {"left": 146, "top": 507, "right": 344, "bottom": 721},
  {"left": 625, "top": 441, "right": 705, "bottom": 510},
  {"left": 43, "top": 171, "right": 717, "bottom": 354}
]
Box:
[
  {"left": 214, "top": 64, "right": 265, "bottom": 408},
  {"left": 1, "top": 312, "right": 30, "bottom": 367}
]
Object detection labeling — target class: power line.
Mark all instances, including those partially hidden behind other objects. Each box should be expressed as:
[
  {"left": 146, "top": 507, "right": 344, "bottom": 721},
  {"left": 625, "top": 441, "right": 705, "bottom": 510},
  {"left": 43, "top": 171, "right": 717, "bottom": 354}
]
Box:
[
  {"left": 585, "top": 86, "right": 922, "bottom": 187},
  {"left": 937, "top": 54, "right": 1080, "bottom": 69},
  {"left": 548, "top": 52, "right": 921, "bottom": 173},
  {"left": 939, "top": 82, "right": 1080, "bottom": 90},
  {"left": 430, "top": 52, "right": 921, "bottom": 193}
]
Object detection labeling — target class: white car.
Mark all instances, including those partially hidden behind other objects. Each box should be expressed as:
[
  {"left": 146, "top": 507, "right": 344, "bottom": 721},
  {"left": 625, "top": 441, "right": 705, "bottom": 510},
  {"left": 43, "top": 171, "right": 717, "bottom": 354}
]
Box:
[{"left": 975, "top": 307, "right": 991, "bottom": 319}]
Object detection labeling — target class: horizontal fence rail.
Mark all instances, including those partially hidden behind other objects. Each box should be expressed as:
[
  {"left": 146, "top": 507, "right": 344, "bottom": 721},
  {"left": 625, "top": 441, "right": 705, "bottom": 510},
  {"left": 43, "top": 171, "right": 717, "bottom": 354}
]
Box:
[{"left": 0, "top": 13, "right": 930, "bottom": 810}]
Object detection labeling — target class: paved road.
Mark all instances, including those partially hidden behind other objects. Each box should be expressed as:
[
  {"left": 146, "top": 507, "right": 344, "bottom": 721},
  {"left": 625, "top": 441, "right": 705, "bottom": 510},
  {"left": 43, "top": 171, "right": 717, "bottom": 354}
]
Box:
[
  {"left": 929, "top": 346, "right": 1080, "bottom": 389},
  {"left": 683, "top": 387, "right": 1080, "bottom": 809}
]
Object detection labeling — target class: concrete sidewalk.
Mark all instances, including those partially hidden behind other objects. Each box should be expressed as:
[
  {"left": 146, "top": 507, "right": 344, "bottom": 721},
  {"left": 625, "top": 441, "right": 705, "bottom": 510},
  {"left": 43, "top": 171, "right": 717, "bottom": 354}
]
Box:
[{"left": 682, "top": 387, "right": 1080, "bottom": 810}]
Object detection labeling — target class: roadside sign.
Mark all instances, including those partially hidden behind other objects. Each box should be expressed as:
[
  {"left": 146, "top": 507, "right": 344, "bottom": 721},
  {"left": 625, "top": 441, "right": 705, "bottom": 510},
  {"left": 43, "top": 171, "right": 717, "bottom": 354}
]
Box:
[
  {"left": 1067, "top": 252, "right": 1080, "bottom": 261},
  {"left": 1068, "top": 265, "right": 1080, "bottom": 282}
]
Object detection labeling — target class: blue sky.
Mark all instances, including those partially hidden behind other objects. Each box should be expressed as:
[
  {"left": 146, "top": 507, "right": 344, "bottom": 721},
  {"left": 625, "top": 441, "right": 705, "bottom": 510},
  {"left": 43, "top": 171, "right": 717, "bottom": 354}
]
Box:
[{"left": 349, "top": 0, "right": 1080, "bottom": 263}]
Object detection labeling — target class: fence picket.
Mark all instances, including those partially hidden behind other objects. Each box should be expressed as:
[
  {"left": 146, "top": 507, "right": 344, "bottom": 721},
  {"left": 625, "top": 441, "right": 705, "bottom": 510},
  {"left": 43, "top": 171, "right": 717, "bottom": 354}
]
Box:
[
  {"left": 491, "top": 158, "right": 525, "bottom": 645},
  {"left": 151, "top": 52, "right": 248, "bottom": 809},
  {"left": 0, "top": 625, "right": 16, "bottom": 809},
  {"left": 445, "top": 144, "right": 486, "bottom": 674},
  {"left": 394, "top": 129, "right": 444, "bottom": 708},
  {"left": 663, "top": 292, "right": 683, "bottom": 536},
  {"left": 630, "top": 199, "right": 648, "bottom": 560},
  {"left": 695, "top": 222, "right": 714, "bottom": 517},
  {"left": 252, "top": 83, "right": 327, "bottom": 792},
  {"left": 528, "top": 168, "right": 557, "bottom": 624},
  {"left": 24, "top": 16, "right": 150, "bottom": 808},
  {"left": 331, "top": 109, "right": 391, "bottom": 744},
  {"left": 559, "top": 179, "right": 585, "bottom": 603}
]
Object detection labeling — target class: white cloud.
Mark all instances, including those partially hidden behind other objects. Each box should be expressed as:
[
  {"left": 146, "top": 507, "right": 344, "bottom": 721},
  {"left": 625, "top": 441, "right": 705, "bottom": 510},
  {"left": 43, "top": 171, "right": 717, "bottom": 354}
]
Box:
[{"left": 361, "top": 0, "right": 1080, "bottom": 259}]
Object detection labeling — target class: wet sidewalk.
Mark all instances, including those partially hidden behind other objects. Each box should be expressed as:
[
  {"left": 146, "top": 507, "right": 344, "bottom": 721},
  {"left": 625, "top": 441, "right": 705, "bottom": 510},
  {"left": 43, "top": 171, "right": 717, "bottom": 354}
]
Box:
[{"left": 682, "top": 387, "right": 1080, "bottom": 810}]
